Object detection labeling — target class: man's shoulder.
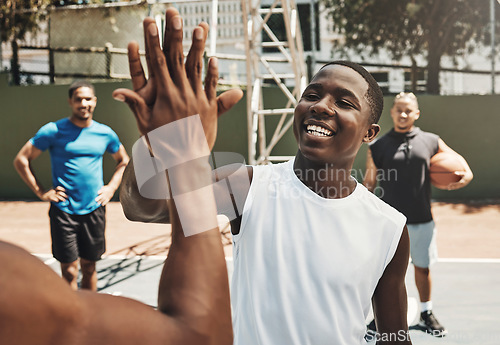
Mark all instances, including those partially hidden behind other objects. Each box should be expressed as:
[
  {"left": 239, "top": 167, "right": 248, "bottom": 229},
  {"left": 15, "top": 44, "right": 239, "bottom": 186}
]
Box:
[
  {"left": 254, "top": 160, "right": 290, "bottom": 176},
  {"left": 358, "top": 185, "right": 407, "bottom": 226},
  {"left": 49, "top": 118, "right": 73, "bottom": 132},
  {"left": 369, "top": 130, "right": 393, "bottom": 152},
  {"left": 214, "top": 164, "right": 253, "bottom": 185},
  {"left": 36, "top": 119, "right": 63, "bottom": 135},
  {"left": 30, "top": 119, "right": 67, "bottom": 150},
  {"left": 417, "top": 128, "right": 439, "bottom": 141},
  {"left": 370, "top": 129, "right": 393, "bottom": 144},
  {"left": 87, "top": 121, "right": 120, "bottom": 141},
  {"left": 89, "top": 120, "right": 115, "bottom": 133}
]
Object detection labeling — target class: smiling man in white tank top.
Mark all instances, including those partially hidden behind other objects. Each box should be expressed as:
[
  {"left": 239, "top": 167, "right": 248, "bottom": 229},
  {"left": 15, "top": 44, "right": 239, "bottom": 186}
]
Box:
[{"left": 121, "top": 61, "right": 413, "bottom": 344}]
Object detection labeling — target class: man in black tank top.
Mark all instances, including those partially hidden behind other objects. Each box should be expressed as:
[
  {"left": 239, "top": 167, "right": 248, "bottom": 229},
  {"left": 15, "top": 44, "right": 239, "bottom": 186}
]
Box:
[{"left": 364, "top": 92, "right": 473, "bottom": 337}]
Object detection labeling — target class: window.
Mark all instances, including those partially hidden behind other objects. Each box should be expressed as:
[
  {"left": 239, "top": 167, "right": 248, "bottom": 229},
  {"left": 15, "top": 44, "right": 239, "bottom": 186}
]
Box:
[{"left": 371, "top": 71, "right": 390, "bottom": 94}]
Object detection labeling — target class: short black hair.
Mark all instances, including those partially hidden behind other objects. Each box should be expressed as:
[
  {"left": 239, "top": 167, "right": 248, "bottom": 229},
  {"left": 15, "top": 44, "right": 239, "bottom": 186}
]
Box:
[
  {"left": 316, "top": 61, "right": 384, "bottom": 124},
  {"left": 68, "top": 80, "right": 95, "bottom": 98}
]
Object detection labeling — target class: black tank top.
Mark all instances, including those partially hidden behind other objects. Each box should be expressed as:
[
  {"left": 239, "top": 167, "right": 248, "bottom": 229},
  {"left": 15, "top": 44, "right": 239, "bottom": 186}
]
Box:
[{"left": 369, "top": 127, "right": 439, "bottom": 224}]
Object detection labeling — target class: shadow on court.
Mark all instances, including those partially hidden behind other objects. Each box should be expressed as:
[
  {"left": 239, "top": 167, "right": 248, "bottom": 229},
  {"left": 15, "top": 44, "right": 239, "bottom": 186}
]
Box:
[
  {"left": 106, "top": 234, "right": 172, "bottom": 257},
  {"left": 98, "top": 257, "right": 162, "bottom": 289}
]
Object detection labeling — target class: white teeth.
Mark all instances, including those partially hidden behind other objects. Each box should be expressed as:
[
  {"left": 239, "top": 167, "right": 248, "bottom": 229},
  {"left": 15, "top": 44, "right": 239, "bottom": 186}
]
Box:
[{"left": 306, "top": 124, "right": 333, "bottom": 137}]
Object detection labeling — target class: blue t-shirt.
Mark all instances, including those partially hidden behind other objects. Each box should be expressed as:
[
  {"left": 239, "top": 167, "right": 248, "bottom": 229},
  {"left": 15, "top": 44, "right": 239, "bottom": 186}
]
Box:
[{"left": 30, "top": 118, "right": 121, "bottom": 215}]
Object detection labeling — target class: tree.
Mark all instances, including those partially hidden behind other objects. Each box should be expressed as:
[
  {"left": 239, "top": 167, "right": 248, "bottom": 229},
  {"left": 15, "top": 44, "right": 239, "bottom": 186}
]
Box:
[
  {"left": 322, "top": 0, "right": 500, "bottom": 94},
  {"left": 0, "top": 1, "right": 51, "bottom": 84},
  {"left": 0, "top": 0, "right": 102, "bottom": 85}
]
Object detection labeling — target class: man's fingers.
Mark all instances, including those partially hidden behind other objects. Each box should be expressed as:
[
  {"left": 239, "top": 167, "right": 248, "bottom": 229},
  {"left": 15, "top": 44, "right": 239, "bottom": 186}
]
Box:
[
  {"left": 112, "top": 88, "right": 142, "bottom": 109},
  {"left": 204, "top": 57, "right": 219, "bottom": 102},
  {"left": 145, "top": 21, "right": 170, "bottom": 91},
  {"left": 53, "top": 187, "right": 67, "bottom": 199},
  {"left": 216, "top": 88, "right": 244, "bottom": 117},
  {"left": 112, "top": 88, "right": 150, "bottom": 135},
  {"left": 95, "top": 195, "right": 108, "bottom": 206},
  {"left": 186, "top": 24, "right": 209, "bottom": 94},
  {"left": 127, "top": 41, "right": 147, "bottom": 91},
  {"left": 54, "top": 196, "right": 65, "bottom": 202},
  {"left": 163, "top": 9, "right": 186, "bottom": 85},
  {"left": 51, "top": 192, "right": 67, "bottom": 201},
  {"left": 143, "top": 18, "right": 155, "bottom": 79}
]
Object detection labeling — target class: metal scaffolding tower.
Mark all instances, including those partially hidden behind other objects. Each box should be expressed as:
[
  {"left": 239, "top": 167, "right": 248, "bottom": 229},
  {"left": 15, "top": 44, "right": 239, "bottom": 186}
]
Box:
[{"left": 240, "top": 0, "right": 307, "bottom": 165}]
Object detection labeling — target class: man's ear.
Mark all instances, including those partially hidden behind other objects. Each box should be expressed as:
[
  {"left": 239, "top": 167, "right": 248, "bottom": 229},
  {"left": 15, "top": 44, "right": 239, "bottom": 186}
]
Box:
[{"left": 363, "top": 124, "right": 380, "bottom": 143}]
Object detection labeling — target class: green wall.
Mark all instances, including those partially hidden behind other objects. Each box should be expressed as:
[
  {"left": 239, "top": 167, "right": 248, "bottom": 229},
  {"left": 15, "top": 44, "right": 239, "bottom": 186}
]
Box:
[
  {"left": 257, "top": 88, "right": 500, "bottom": 201},
  {"left": 356, "top": 94, "right": 500, "bottom": 200},
  {"left": 1, "top": 73, "right": 499, "bottom": 201}
]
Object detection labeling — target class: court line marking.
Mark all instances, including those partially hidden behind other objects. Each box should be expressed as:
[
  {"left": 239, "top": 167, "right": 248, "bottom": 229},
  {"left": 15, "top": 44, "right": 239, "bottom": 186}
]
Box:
[
  {"left": 34, "top": 254, "right": 500, "bottom": 264},
  {"left": 438, "top": 258, "right": 500, "bottom": 263},
  {"left": 35, "top": 253, "right": 234, "bottom": 262},
  {"left": 43, "top": 257, "right": 57, "bottom": 265}
]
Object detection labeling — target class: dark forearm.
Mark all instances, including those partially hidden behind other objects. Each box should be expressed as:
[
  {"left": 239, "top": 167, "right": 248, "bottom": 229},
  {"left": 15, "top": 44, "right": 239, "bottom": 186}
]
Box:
[
  {"left": 373, "top": 227, "right": 412, "bottom": 344},
  {"left": 157, "top": 159, "right": 232, "bottom": 344}
]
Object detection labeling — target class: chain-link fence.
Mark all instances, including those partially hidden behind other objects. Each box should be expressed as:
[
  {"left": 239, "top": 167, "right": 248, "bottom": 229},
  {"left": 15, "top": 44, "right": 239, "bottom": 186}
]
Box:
[
  {"left": 2, "top": 0, "right": 498, "bottom": 94},
  {"left": 4, "top": 0, "right": 245, "bottom": 85},
  {"left": 49, "top": 1, "right": 147, "bottom": 82}
]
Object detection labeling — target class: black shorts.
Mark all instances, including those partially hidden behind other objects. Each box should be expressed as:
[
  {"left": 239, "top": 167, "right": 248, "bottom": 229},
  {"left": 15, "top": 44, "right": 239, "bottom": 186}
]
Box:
[{"left": 49, "top": 204, "right": 106, "bottom": 263}]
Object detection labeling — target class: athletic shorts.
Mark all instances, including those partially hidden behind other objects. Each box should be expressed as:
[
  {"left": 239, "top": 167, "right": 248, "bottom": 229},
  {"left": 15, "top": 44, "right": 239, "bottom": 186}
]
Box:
[
  {"left": 407, "top": 220, "right": 438, "bottom": 268},
  {"left": 49, "top": 204, "right": 106, "bottom": 263}
]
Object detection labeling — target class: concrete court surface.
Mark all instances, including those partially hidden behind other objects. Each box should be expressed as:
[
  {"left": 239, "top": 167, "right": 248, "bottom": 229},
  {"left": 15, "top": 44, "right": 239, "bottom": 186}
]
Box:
[
  {"left": 33, "top": 255, "right": 500, "bottom": 345},
  {"left": 1, "top": 200, "right": 499, "bottom": 344}
]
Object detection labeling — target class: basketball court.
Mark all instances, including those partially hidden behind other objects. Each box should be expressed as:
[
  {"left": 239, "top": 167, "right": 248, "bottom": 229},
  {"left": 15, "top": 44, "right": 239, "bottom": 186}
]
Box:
[{"left": 1, "top": 200, "right": 499, "bottom": 344}]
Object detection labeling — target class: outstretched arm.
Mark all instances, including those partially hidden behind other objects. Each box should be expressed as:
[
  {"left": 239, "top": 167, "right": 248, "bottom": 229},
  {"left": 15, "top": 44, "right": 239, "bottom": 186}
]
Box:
[
  {"left": 1, "top": 9, "right": 233, "bottom": 345},
  {"left": 115, "top": 16, "right": 242, "bottom": 224},
  {"left": 120, "top": 10, "right": 233, "bottom": 342},
  {"left": 372, "top": 226, "right": 412, "bottom": 345}
]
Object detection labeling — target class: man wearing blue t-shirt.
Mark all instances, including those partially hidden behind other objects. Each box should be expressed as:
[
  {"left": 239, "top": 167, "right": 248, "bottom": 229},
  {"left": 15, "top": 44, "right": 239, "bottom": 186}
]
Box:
[{"left": 14, "top": 80, "right": 129, "bottom": 291}]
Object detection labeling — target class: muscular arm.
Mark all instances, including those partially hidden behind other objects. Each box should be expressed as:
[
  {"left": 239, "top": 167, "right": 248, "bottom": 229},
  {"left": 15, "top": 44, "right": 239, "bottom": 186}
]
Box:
[
  {"left": 2, "top": 10, "right": 235, "bottom": 345},
  {"left": 108, "top": 145, "right": 130, "bottom": 190},
  {"left": 96, "top": 144, "right": 130, "bottom": 206},
  {"left": 13, "top": 141, "right": 44, "bottom": 198},
  {"left": 13, "top": 141, "right": 67, "bottom": 202},
  {"left": 363, "top": 147, "right": 378, "bottom": 193},
  {"left": 372, "top": 226, "right": 412, "bottom": 345},
  {"left": 0, "top": 152, "right": 229, "bottom": 345},
  {"left": 0, "top": 240, "right": 182, "bottom": 345}
]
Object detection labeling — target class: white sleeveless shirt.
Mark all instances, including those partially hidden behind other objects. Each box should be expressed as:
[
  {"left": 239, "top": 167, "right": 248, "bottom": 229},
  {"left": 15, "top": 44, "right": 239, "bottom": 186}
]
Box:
[{"left": 231, "top": 160, "right": 406, "bottom": 345}]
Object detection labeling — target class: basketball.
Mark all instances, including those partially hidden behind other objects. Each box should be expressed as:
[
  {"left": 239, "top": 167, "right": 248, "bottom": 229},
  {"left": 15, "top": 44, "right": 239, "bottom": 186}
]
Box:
[{"left": 429, "top": 152, "right": 464, "bottom": 189}]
